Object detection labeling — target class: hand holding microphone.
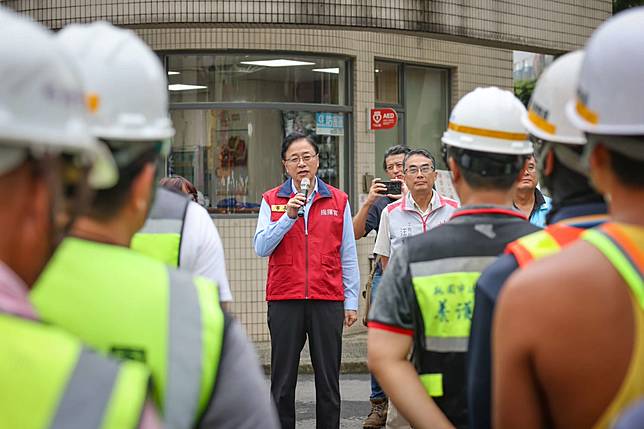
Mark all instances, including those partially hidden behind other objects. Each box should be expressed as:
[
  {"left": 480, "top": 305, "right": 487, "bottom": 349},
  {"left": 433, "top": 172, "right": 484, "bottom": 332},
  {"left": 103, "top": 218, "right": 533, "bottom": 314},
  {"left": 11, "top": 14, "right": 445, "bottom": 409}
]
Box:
[
  {"left": 286, "top": 178, "right": 310, "bottom": 219},
  {"left": 297, "top": 178, "right": 310, "bottom": 218}
]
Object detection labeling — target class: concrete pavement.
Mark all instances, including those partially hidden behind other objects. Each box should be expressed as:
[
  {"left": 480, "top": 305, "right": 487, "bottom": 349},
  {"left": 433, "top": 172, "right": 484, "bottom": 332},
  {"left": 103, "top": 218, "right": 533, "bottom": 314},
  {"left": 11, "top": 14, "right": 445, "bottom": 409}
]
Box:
[
  {"left": 292, "top": 373, "right": 371, "bottom": 428},
  {"left": 263, "top": 373, "right": 372, "bottom": 428}
]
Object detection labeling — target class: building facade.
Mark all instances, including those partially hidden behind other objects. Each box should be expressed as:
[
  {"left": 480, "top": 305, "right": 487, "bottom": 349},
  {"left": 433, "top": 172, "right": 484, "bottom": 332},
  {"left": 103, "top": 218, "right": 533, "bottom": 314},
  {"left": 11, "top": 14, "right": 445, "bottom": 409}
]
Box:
[{"left": 10, "top": 0, "right": 611, "bottom": 341}]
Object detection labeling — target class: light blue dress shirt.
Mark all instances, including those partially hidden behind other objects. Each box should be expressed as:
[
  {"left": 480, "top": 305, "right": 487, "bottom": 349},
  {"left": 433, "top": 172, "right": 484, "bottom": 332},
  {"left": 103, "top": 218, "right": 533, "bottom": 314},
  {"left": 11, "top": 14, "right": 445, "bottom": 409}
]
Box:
[
  {"left": 254, "top": 178, "right": 360, "bottom": 310},
  {"left": 528, "top": 192, "right": 552, "bottom": 228}
]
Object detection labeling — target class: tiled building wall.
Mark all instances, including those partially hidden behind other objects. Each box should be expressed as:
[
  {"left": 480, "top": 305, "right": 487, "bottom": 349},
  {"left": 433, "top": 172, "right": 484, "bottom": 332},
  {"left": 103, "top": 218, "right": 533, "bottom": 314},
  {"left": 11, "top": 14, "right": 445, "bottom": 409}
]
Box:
[{"left": 9, "top": 0, "right": 610, "bottom": 52}]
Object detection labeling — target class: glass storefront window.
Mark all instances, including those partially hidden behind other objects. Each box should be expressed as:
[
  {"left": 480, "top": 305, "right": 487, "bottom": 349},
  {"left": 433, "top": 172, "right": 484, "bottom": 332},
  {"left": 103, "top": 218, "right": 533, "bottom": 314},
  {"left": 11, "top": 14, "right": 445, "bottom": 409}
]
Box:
[
  {"left": 375, "top": 61, "right": 399, "bottom": 104},
  {"left": 165, "top": 53, "right": 351, "bottom": 215},
  {"left": 404, "top": 65, "right": 449, "bottom": 168},
  {"left": 167, "top": 54, "right": 346, "bottom": 104},
  {"left": 372, "top": 61, "right": 449, "bottom": 174},
  {"left": 169, "top": 109, "right": 347, "bottom": 214}
]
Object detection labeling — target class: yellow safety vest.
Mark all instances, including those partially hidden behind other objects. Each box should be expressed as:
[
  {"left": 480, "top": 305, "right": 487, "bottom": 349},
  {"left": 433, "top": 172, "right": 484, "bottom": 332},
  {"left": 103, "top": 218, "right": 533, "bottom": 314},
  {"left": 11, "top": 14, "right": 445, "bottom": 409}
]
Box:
[
  {"left": 506, "top": 223, "right": 584, "bottom": 267},
  {"left": 0, "top": 313, "right": 149, "bottom": 429},
  {"left": 131, "top": 188, "right": 189, "bottom": 267},
  {"left": 31, "top": 237, "right": 224, "bottom": 429},
  {"left": 411, "top": 255, "right": 496, "bottom": 397}
]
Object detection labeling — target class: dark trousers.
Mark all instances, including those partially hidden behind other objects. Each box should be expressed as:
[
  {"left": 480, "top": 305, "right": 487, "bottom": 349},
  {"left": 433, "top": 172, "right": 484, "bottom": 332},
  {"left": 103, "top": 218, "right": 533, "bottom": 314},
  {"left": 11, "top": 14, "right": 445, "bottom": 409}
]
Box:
[{"left": 268, "top": 300, "right": 344, "bottom": 429}]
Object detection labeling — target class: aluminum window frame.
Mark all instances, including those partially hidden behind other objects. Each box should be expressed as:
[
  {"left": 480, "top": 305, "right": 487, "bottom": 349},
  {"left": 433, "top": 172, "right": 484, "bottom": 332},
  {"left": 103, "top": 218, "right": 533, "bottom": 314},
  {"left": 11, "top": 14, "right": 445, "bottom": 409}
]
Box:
[{"left": 374, "top": 58, "right": 451, "bottom": 169}]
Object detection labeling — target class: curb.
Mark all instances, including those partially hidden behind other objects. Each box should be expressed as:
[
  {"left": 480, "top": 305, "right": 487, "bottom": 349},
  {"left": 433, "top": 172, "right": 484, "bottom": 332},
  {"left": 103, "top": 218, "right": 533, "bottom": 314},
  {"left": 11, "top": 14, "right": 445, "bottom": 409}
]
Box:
[{"left": 262, "top": 360, "right": 369, "bottom": 375}]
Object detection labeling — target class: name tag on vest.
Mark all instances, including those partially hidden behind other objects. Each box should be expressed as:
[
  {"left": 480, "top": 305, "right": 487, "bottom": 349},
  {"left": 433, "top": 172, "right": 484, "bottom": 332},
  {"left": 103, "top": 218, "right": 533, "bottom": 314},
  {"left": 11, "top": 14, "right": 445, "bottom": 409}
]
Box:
[
  {"left": 110, "top": 346, "right": 146, "bottom": 363},
  {"left": 271, "top": 205, "right": 287, "bottom": 212},
  {"left": 320, "top": 209, "right": 339, "bottom": 216}
]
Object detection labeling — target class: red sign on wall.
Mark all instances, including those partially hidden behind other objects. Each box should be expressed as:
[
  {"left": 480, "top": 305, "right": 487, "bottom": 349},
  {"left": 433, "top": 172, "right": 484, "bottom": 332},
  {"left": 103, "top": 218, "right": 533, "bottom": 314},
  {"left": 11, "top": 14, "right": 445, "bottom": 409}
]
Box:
[{"left": 370, "top": 108, "right": 398, "bottom": 130}]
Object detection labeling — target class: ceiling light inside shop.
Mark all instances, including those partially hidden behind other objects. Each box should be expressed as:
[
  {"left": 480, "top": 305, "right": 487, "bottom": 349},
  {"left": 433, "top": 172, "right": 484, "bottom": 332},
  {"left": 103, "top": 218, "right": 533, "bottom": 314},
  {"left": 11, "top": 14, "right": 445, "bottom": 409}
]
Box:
[
  {"left": 375, "top": 69, "right": 380, "bottom": 73},
  {"left": 240, "top": 59, "right": 315, "bottom": 67},
  {"left": 167, "top": 71, "right": 181, "bottom": 75},
  {"left": 168, "top": 84, "right": 207, "bottom": 91},
  {"left": 312, "top": 68, "right": 340, "bottom": 74}
]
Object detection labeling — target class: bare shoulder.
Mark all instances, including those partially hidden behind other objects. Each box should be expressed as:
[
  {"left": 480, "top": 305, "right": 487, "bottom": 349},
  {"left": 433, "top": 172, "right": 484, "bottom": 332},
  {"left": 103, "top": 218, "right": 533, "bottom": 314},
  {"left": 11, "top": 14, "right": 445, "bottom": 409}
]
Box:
[
  {"left": 507, "top": 238, "right": 613, "bottom": 293},
  {"left": 496, "top": 233, "right": 636, "bottom": 429},
  {"left": 499, "top": 238, "right": 622, "bottom": 329}
]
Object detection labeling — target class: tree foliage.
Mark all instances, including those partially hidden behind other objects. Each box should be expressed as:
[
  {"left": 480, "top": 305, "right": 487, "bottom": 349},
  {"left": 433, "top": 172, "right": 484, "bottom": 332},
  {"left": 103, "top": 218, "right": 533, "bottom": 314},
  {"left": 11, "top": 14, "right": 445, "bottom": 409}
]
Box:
[
  {"left": 613, "top": 0, "right": 644, "bottom": 13},
  {"left": 514, "top": 79, "right": 536, "bottom": 107},
  {"left": 512, "top": 1, "right": 643, "bottom": 107}
]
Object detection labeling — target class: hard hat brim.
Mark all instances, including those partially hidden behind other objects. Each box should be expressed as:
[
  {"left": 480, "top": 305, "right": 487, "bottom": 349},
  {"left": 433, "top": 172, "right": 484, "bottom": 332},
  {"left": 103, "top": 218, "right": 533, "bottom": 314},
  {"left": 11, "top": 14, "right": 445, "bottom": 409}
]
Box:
[
  {"left": 521, "top": 111, "right": 586, "bottom": 145},
  {"left": 0, "top": 147, "right": 27, "bottom": 176},
  {"left": 566, "top": 99, "right": 644, "bottom": 136},
  {"left": 91, "top": 126, "right": 176, "bottom": 142},
  {"left": 441, "top": 132, "right": 533, "bottom": 155},
  {"left": 0, "top": 129, "right": 118, "bottom": 189}
]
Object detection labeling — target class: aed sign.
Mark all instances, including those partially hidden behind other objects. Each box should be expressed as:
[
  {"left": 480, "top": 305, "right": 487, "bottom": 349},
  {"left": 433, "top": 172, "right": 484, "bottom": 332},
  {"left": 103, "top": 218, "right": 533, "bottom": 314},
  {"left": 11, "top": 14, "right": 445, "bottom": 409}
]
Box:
[{"left": 369, "top": 108, "right": 398, "bottom": 130}]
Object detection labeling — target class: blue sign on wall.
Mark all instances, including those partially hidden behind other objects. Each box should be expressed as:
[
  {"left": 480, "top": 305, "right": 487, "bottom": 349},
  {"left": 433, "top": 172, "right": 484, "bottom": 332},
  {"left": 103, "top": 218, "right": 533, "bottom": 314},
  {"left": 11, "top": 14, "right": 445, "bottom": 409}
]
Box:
[{"left": 315, "top": 112, "right": 344, "bottom": 136}]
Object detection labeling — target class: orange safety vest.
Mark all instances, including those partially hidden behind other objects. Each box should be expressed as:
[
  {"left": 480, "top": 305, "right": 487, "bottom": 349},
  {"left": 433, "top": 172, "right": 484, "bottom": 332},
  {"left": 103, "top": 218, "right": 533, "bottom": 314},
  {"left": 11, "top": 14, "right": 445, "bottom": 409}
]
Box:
[
  {"left": 506, "top": 223, "right": 585, "bottom": 267},
  {"left": 582, "top": 222, "right": 644, "bottom": 429}
]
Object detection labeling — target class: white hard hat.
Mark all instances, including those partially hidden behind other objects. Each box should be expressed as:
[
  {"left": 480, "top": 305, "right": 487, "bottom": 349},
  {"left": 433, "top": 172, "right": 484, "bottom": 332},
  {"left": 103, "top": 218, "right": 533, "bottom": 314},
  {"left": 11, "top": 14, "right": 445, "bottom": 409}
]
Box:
[
  {"left": 442, "top": 87, "right": 532, "bottom": 155},
  {"left": 522, "top": 51, "right": 586, "bottom": 145},
  {"left": 0, "top": 7, "right": 117, "bottom": 188},
  {"left": 567, "top": 7, "right": 644, "bottom": 136},
  {"left": 56, "top": 22, "right": 175, "bottom": 142}
]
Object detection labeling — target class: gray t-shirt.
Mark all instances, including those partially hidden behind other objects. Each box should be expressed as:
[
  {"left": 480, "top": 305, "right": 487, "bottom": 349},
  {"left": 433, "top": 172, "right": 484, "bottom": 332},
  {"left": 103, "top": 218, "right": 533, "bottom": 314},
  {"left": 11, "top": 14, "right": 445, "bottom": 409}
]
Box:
[
  {"left": 199, "top": 318, "right": 279, "bottom": 429},
  {"left": 368, "top": 243, "right": 416, "bottom": 333}
]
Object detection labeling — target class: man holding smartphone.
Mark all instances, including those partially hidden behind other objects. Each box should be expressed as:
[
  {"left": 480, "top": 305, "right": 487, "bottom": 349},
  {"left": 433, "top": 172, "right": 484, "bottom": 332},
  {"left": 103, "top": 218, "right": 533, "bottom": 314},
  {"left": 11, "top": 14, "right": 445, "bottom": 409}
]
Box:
[
  {"left": 374, "top": 149, "right": 458, "bottom": 270},
  {"left": 353, "top": 145, "right": 409, "bottom": 240},
  {"left": 352, "top": 145, "right": 408, "bottom": 429}
]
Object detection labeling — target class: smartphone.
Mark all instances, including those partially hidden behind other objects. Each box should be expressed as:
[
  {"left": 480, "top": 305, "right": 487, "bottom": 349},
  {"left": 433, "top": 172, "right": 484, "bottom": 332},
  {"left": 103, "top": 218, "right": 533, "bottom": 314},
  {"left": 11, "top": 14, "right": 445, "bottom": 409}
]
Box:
[
  {"left": 378, "top": 180, "right": 402, "bottom": 195},
  {"left": 363, "top": 174, "right": 374, "bottom": 193}
]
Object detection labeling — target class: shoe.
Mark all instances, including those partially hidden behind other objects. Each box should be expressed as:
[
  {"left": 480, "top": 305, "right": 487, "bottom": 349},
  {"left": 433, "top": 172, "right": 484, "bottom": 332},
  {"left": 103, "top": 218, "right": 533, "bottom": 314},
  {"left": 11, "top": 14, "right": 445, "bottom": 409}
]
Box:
[{"left": 363, "top": 397, "right": 388, "bottom": 428}]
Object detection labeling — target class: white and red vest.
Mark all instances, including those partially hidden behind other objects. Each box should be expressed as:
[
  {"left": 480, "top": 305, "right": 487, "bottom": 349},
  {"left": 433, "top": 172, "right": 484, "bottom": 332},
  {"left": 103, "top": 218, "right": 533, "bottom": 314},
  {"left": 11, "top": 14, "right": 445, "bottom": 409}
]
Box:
[{"left": 385, "top": 191, "right": 459, "bottom": 253}]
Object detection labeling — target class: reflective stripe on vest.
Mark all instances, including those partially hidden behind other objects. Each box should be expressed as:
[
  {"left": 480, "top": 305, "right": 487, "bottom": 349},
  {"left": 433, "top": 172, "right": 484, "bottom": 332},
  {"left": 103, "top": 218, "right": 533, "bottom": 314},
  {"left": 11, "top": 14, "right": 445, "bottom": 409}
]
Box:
[
  {"left": 583, "top": 225, "right": 644, "bottom": 308},
  {"left": 166, "top": 269, "right": 203, "bottom": 427},
  {"left": 31, "top": 237, "right": 224, "bottom": 429},
  {"left": 507, "top": 224, "right": 583, "bottom": 267},
  {"left": 410, "top": 255, "right": 496, "bottom": 397},
  {"left": 165, "top": 271, "right": 225, "bottom": 427},
  {"left": 0, "top": 314, "right": 148, "bottom": 429},
  {"left": 132, "top": 188, "right": 190, "bottom": 267},
  {"left": 419, "top": 373, "right": 443, "bottom": 397}
]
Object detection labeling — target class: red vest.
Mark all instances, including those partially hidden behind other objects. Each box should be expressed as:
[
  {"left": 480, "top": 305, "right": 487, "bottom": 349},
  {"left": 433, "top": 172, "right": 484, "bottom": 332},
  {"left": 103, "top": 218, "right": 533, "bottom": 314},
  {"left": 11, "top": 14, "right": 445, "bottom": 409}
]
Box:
[{"left": 263, "top": 178, "right": 348, "bottom": 301}]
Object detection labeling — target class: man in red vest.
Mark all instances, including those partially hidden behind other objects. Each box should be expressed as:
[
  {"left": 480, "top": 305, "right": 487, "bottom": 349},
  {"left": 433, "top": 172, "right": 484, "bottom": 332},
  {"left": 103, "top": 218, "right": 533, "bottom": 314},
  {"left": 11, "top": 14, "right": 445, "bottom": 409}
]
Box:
[{"left": 254, "top": 132, "right": 361, "bottom": 429}]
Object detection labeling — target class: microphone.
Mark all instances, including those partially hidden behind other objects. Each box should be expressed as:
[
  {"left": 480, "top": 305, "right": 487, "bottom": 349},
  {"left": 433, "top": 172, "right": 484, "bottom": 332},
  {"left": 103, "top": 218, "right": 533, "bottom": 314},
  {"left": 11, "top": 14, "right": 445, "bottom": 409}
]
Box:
[{"left": 297, "top": 178, "right": 310, "bottom": 218}]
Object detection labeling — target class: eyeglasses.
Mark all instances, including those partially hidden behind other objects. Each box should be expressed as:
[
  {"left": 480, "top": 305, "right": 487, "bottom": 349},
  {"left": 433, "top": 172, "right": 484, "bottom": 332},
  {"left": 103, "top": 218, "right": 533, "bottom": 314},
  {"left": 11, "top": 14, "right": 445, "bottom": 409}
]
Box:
[
  {"left": 386, "top": 162, "right": 403, "bottom": 172},
  {"left": 405, "top": 165, "right": 434, "bottom": 175},
  {"left": 285, "top": 153, "right": 317, "bottom": 165}
]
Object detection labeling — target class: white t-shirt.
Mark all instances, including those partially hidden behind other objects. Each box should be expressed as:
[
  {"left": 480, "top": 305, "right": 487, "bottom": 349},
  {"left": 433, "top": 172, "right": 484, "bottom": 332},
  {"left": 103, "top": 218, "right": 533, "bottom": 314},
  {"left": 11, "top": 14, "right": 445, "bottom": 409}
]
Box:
[{"left": 181, "top": 202, "right": 233, "bottom": 302}]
